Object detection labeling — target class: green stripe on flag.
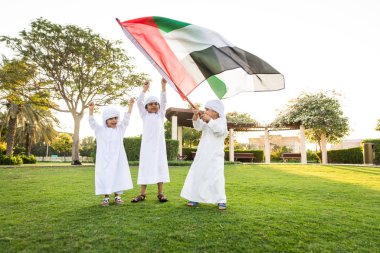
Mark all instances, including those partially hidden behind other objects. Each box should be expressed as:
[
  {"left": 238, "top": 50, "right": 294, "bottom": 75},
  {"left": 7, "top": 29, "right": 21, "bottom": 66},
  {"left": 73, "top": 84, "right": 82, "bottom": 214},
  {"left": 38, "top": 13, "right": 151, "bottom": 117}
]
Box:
[
  {"left": 207, "top": 76, "right": 227, "bottom": 99},
  {"left": 153, "top": 16, "right": 190, "bottom": 33}
]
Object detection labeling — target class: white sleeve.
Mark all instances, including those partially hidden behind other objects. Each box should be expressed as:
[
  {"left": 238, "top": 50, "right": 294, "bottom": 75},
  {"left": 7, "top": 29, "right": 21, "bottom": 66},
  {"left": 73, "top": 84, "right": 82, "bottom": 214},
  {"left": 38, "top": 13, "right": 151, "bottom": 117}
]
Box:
[
  {"left": 193, "top": 118, "right": 206, "bottom": 131},
  {"left": 159, "top": 91, "right": 167, "bottom": 118},
  {"left": 118, "top": 111, "right": 131, "bottom": 133},
  {"left": 207, "top": 117, "right": 228, "bottom": 137},
  {"left": 137, "top": 92, "right": 147, "bottom": 118},
  {"left": 89, "top": 116, "right": 101, "bottom": 132}
]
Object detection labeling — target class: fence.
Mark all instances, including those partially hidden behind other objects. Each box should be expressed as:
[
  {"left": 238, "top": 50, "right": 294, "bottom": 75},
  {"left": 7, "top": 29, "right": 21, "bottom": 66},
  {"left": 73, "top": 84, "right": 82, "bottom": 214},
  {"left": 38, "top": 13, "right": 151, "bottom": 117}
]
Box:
[{"left": 36, "top": 156, "right": 94, "bottom": 162}]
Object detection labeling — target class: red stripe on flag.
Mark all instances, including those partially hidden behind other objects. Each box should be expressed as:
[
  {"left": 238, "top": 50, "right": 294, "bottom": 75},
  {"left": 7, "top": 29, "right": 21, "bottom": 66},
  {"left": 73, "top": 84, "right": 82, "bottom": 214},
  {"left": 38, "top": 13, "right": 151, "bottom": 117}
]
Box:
[{"left": 120, "top": 17, "right": 198, "bottom": 97}]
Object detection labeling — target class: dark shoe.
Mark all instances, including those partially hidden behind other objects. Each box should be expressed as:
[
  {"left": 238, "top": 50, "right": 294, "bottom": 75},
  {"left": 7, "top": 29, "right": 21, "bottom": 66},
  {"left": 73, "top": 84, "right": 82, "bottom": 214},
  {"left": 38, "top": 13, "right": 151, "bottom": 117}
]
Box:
[
  {"left": 157, "top": 193, "right": 168, "bottom": 202},
  {"left": 131, "top": 194, "right": 146, "bottom": 203}
]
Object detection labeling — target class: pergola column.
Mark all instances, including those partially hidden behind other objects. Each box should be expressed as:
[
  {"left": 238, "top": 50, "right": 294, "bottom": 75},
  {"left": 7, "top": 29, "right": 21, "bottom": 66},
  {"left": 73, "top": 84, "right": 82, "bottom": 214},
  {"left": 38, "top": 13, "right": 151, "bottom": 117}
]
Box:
[
  {"left": 229, "top": 128, "right": 234, "bottom": 162},
  {"left": 264, "top": 128, "right": 271, "bottom": 164},
  {"left": 171, "top": 115, "right": 177, "bottom": 140},
  {"left": 178, "top": 126, "right": 183, "bottom": 156},
  {"left": 300, "top": 125, "right": 307, "bottom": 164}
]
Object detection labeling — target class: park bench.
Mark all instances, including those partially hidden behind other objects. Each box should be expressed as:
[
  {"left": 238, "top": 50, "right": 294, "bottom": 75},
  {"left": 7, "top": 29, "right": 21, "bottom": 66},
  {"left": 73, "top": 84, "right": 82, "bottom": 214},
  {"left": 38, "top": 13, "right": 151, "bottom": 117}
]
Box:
[
  {"left": 281, "top": 153, "right": 301, "bottom": 162},
  {"left": 191, "top": 151, "right": 255, "bottom": 162},
  {"left": 233, "top": 152, "right": 255, "bottom": 162}
]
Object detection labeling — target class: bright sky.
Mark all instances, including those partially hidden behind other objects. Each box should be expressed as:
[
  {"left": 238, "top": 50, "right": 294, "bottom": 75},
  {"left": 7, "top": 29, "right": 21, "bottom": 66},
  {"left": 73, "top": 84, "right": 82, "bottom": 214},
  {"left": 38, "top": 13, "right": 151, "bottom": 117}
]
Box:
[{"left": 1, "top": 0, "right": 380, "bottom": 142}]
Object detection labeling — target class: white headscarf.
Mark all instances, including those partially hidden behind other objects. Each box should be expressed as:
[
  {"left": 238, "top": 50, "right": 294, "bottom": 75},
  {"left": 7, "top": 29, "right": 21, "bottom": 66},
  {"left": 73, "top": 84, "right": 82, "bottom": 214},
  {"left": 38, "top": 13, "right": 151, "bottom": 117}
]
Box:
[
  {"left": 144, "top": 96, "right": 160, "bottom": 107},
  {"left": 102, "top": 106, "right": 120, "bottom": 125},
  {"left": 205, "top": 100, "right": 225, "bottom": 118}
]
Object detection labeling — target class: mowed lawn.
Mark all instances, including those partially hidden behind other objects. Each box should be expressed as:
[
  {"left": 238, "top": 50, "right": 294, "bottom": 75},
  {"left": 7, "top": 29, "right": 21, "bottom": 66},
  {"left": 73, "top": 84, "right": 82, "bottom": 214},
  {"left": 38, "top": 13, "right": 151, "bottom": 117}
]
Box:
[{"left": 0, "top": 164, "right": 379, "bottom": 253}]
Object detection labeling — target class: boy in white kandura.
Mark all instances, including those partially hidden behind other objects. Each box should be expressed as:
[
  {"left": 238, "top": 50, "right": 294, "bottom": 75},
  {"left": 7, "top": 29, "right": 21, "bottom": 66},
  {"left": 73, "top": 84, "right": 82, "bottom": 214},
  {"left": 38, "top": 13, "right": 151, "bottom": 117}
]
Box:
[
  {"left": 131, "top": 78, "right": 170, "bottom": 203},
  {"left": 88, "top": 99, "right": 134, "bottom": 206},
  {"left": 180, "top": 100, "right": 228, "bottom": 210}
]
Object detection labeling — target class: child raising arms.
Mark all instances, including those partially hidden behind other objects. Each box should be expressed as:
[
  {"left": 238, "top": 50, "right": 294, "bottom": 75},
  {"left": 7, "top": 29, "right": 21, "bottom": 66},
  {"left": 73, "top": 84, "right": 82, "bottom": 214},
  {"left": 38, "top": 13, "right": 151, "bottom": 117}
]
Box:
[
  {"left": 88, "top": 99, "right": 134, "bottom": 206},
  {"left": 131, "top": 78, "right": 170, "bottom": 203}
]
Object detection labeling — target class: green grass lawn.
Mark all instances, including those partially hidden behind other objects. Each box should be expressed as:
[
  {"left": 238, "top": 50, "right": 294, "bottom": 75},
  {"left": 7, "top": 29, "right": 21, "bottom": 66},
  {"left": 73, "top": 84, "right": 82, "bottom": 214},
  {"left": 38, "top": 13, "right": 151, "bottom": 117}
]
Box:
[{"left": 0, "top": 164, "right": 379, "bottom": 252}]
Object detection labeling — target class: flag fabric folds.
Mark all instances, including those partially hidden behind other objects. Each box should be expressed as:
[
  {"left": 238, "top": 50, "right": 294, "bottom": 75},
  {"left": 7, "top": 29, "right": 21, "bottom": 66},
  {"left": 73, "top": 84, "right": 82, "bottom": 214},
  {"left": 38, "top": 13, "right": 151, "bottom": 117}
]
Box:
[{"left": 117, "top": 16, "right": 284, "bottom": 99}]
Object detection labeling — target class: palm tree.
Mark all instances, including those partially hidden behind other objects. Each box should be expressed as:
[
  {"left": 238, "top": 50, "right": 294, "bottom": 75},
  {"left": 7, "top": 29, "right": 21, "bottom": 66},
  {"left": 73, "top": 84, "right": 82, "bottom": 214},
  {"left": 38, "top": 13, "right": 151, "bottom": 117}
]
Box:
[{"left": 15, "top": 104, "right": 58, "bottom": 155}]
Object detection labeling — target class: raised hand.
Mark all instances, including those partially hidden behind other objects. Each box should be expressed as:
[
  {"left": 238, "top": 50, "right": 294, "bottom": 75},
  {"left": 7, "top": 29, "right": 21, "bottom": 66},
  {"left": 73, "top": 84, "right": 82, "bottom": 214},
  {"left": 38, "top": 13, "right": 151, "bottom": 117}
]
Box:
[{"left": 143, "top": 81, "right": 150, "bottom": 92}]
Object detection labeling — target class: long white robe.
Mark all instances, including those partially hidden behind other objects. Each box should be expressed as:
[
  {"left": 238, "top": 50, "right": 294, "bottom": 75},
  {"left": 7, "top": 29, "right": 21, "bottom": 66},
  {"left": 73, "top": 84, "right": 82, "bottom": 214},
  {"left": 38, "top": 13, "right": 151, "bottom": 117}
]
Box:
[
  {"left": 89, "top": 112, "right": 133, "bottom": 195},
  {"left": 181, "top": 117, "right": 228, "bottom": 204},
  {"left": 137, "top": 91, "right": 170, "bottom": 185}
]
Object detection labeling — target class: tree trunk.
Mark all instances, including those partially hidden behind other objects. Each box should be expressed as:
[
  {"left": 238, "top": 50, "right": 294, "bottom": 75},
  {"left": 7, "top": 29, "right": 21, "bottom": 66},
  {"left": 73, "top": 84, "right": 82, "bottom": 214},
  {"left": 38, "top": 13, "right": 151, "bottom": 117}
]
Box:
[
  {"left": 320, "top": 133, "right": 328, "bottom": 164},
  {"left": 25, "top": 123, "right": 31, "bottom": 156},
  {"left": 6, "top": 116, "right": 17, "bottom": 156},
  {"left": 71, "top": 113, "right": 83, "bottom": 165}
]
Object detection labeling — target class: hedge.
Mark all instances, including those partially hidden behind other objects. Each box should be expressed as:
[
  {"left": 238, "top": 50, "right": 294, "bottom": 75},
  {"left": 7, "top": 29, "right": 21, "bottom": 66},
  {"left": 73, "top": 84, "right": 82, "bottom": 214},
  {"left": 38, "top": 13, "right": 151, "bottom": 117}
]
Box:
[{"left": 318, "top": 147, "right": 363, "bottom": 164}]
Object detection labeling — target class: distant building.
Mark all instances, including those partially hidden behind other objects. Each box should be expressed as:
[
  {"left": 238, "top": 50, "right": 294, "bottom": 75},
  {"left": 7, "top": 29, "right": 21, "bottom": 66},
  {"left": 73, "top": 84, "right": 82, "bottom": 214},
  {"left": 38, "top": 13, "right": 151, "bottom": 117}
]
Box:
[
  {"left": 330, "top": 139, "right": 362, "bottom": 150},
  {"left": 249, "top": 135, "right": 300, "bottom": 152}
]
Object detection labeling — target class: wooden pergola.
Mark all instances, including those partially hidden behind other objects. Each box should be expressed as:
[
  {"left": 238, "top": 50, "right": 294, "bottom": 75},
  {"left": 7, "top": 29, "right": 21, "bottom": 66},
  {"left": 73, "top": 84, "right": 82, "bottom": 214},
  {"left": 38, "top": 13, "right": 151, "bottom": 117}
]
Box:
[{"left": 165, "top": 107, "right": 308, "bottom": 164}]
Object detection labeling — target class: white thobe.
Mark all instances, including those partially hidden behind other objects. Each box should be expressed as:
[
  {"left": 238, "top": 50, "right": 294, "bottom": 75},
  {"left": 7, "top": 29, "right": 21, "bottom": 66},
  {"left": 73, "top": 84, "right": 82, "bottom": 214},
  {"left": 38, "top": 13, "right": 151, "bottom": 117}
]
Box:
[
  {"left": 181, "top": 117, "right": 228, "bottom": 204},
  {"left": 89, "top": 112, "right": 133, "bottom": 195},
  {"left": 137, "top": 91, "right": 170, "bottom": 185}
]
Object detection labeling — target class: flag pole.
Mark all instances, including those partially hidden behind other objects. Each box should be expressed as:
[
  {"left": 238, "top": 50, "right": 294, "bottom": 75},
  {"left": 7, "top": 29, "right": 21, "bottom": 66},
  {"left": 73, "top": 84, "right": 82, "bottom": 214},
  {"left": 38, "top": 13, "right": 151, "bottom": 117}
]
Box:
[{"left": 116, "top": 18, "right": 197, "bottom": 109}]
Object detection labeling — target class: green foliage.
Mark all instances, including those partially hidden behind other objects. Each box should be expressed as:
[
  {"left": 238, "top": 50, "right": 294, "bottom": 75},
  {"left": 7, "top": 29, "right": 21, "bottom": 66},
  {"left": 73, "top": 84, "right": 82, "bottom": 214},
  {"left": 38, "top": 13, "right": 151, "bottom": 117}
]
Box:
[
  {"left": 79, "top": 136, "right": 96, "bottom": 157},
  {"left": 362, "top": 139, "right": 380, "bottom": 164},
  {"left": 50, "top": 133, "right": 73, "bottom": 156},
  {"left": 166, "top": 139, "right": 179, "bottom": 160},
  {"left": 226, "top": 111, "right": 258, "bottom": 125},
  {"left": 123, "top": 137, "right": 142, "bottom": 161},
  {"left": 20, "top": 154, "right": 37, "bottom": 164},
  {"left": 0, "top": 154, "right": 23, "bottom": 165},
  {"left": 376, "top": 119, "right": 380, "bottom": 131},
  {"left": 273, "top": 91, "right": 349, "bottom": 145},
  {"left": 270, "top": 145, "right": 292, "bottom": 161},
  {"left": 317, "top": 147, "right": 363, "bottom": 164},
  {"left": 307, "top": 150, "right": 321, "bottom": 163}
]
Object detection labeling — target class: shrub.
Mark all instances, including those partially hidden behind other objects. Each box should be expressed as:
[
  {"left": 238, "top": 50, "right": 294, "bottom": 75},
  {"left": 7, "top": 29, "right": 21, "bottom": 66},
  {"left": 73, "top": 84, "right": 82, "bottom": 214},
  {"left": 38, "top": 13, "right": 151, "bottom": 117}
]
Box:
[
  {"left": 20, "top": 155, "right": 37, "bottom": 164},
  {"left": 318, "top": 147, "right": 363, "bottom": 164},
  {"left": 0, "top": 155, "right": 23, "bottom": 165}
]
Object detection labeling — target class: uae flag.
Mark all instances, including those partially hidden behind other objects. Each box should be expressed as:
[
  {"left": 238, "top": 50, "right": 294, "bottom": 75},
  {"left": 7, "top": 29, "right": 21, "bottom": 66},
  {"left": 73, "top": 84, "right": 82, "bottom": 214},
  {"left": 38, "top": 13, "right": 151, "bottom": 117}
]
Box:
[{"left": 117, "top": 16, "right": 284, "bottom": 100}]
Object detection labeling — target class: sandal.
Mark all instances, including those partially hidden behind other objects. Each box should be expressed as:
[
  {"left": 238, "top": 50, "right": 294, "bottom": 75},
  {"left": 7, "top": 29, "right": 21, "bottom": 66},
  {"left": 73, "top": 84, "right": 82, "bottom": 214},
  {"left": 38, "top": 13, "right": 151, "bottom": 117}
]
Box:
[
  {"left": 100, "top": 197, "right": 110, "bottom": 206},
  {"left": 157, "top": 193, "right": 168, "bottom": 202},
  {"left": 187, "top": 201, "right": 198, "bottom": 207},
  {"left": 131, "top": 194, "right": 146, "bottom": 203},
  {"left": 114, "top": 196, "right": 124, "bottom": 205}
]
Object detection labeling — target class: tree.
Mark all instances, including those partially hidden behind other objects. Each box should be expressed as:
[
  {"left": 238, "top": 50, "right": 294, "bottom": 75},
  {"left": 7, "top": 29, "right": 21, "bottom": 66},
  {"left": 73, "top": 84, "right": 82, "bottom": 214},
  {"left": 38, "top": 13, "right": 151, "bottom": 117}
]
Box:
[
  {"left": 376, "top": 119, "right": 380, "bottom": 132},
  {"left": 1, "top": 18, "right": 147, "bottom": 164},
  {"left": 14, "top": 107, "right": 58, "bottom": 155},
  {"left": 273, "top": 91, "right": 349, "bottom": 163},
  {"left": 51, "top": 133, "right": 73, "bottom": 157},
  {"left": 0, "top": 58, "right": 52, "bottom": 156}
]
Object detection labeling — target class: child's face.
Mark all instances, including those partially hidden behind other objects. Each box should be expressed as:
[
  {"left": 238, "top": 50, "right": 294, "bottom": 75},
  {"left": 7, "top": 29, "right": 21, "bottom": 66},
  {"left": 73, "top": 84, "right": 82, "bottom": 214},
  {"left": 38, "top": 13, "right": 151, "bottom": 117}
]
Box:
[
  {"left": 146, "top": 102, "right": 160, "bottom": 113},
  {"left": 205, "top": 108, "right": 219, "bottom": 119},
  {"left": 106, "top": 117, "right": 118, "bottom": 128}
]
